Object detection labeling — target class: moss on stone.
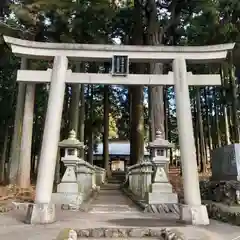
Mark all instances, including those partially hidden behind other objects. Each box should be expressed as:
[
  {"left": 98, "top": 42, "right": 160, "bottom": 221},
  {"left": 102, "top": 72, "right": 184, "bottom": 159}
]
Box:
[
  {"left": 56, "top": 228, "right": 77, "bottom": 240},
  {"left": 205, "top": 201, "right": 240, "bottom": 226}
]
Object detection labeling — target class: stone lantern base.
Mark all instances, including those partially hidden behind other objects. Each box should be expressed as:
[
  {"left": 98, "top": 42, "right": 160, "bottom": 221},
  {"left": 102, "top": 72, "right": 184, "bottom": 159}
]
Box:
[
  {"left": 52, "top": 181, "right": 83, "bottom": 210},
  {"left": 147, "top": 182, "right": 178, "bottom": 205},
  {"left": 146, "top": 163, "right": 178, "bottom": 205},
  {"left": 51, "top": 152, "right": 84, "bottom": 210},
  {"left": 52, "top": 192, "right": 83, "bottom": 210}
]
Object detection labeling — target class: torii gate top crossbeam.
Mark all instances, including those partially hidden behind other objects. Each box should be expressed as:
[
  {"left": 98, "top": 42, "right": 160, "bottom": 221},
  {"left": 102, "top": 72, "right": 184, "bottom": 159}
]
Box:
[{"left": 4, "top": 36, "right": 235, "bottom": 63}]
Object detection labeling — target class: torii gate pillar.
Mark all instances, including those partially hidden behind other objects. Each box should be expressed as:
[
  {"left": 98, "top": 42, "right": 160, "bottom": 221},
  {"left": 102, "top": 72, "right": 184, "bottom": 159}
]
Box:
[
  {"left": 26, "top": 56, "right": 68, "bottom": 224},
  {"left": 173, "top": 58, "right": 209, "bottom": 225}
]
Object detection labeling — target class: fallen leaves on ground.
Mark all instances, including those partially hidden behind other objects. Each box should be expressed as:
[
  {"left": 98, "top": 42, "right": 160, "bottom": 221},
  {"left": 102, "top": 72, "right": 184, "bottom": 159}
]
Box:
[
  {"left": 0, "top": 184, "right": 35, "bottom": 212},
  {"left": 0, "top": 184, "right": 35, "bottom": 202},
  {"left": 0, "top": 167, "right": 211, "bottom": 209},
  {"left": 169, "top": 166, "right": 183, "bottom": 198},
  {"left": 168, "top": 166, "right": 211, "bottom": 200}
]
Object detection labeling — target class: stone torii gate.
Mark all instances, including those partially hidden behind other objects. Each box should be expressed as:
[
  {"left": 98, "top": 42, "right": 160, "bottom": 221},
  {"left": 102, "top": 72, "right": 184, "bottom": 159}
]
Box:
[{"left": 4, "top": 36, "right": 235, "bottom": 225}]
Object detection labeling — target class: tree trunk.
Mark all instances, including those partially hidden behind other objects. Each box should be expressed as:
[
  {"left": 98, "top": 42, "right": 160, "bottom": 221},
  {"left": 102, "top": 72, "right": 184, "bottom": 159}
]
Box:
[
  {"left": 193, "top": 96, "right": 200, "bottom": 167},
  {"left": 228, "top": 103, "right": 234, "bottom": 142},
  {"left": 149, "top": 85, "right": 165, "bottom": 139},
  {"left": 147, "top": 0, "right": 165, "bottom": 140},
  {"left": 103, "top": 85, "right": 110, "bottom": 176},
  {"left": 79, "top": 84, "right": 85, "bottom": 158},
  {"left": 34, "top": 84, "right": 49, "bottom": 177},
  {"left": 8, "top": 58, "right": 27, "bottom": 184},
  {"left": 0, "top": 125, "right": 9, "bottom": 183},
  {"left": 54, "top": 148, "right": 61, "bottom": 185},
  {"left": 165, "top": 87, "right": 173, "bottom": 165},
  {"left": 220, "top": 65, "right": 231, "bottom": 145},
  {"left": 195, "top": 125, "right": 201, "bottom": 168},
  {"left": 31, "top": 108, "right": 42, "bottom": 180},
  {"left": 31, "top": 115, "right": 38, "bottom": 179},
  {"left": 130, "top": 0, "right": 145, "bottom": 165},
  {"left": 148, "top": 86, "right": 153, "bottom": 141},
  {"left": 18, "top": 83, "right": 35, "bottom": 188},
  {"left": 196, "top": 87, "right": 207, "bottom": 173},
  {"left": 229, "top": 53, "right": 240, "bottom": 143},
  {"left": 213, "top": 87, "right": 221, "bottom": 148},
  {"left": 129, "top": 86, "right": 134, "bottom": 165},
  {"left": 204, "top": 87, "right": 213, "bottom": 156},
  {"left": 87, "top": 85, "right": 94, "bottom": 165},
  {"left": 164, "top": 87, "right": 169, "bottom": 140},
  {"left": 164, "top": 87, "right": 170, "bottom": 172},
  {"left": 62, "top": 86, "right": 71, "bottom": 138},
  {"left": 130, "top": 86, "right": 145, "bottom": 165},
  {"left": 70, "top": 85, "right": 80, "bottom": 134},
  {"left": 70, "top": 64, "right": 81, "bottom": 135}
]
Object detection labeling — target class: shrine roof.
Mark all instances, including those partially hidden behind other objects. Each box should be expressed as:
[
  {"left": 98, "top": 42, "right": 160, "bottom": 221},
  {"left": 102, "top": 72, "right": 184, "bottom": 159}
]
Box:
[{"left": 94, "top": 141, "right": 150, "bottom": 156}]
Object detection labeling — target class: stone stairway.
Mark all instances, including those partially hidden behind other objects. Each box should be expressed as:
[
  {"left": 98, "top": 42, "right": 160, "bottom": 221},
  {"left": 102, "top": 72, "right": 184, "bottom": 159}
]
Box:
[
  {"left": 107, "top": 171, "right": 125, "bottom": 184},
  {"left": 89, "top": 183, "right": 140, "bottom": 214}
]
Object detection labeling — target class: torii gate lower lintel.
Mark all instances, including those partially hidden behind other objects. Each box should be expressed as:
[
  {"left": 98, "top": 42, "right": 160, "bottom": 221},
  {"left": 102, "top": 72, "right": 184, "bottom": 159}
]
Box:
[
  {"left": 17, "top": 69, "right": 222, "bottom": 86},
  {"left": 3, "top": 36, "right": 235, "bottom": 226}
]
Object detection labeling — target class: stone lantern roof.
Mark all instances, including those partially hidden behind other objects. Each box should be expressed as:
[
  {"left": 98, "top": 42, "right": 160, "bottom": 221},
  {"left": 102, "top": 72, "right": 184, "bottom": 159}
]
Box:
[
  {"left": 147, "top": 130, "right": 174, "bottom": 149},
  {"left": 59, "top": 130, "right": 85, "bottom": 149}
]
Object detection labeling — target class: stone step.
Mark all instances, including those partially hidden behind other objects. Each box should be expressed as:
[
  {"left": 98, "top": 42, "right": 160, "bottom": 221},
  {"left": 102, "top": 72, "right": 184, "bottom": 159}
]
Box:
[
  {"left": 107, "top": 178, "right": 122, "bottom": 181},
  {"left": 107, "top": 181, "right": 122, "bottom": 185},
  {"left": 100, "top": 188, "right": 120, "bottom": 191},
  {"left": 89, "top": 204, "right": 139, "bottom": 213},
  {"left": 78, "top": 237, "right": 159, "bottom": 240},
  {"left": 108, "top": 173, "right": 125, "bottom": 183},
  {"left": 89, "top": 210, "right": 139, "bottom": 214},
  {"left": 101, "top": 184, "right": 121, "bottom": 190}
]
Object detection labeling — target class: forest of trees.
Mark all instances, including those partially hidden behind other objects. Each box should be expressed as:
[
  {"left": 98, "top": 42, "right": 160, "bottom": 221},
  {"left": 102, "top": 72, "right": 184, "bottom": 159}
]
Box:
[{"left": 0, "top": 0, "right": 239, "bottom": 189}]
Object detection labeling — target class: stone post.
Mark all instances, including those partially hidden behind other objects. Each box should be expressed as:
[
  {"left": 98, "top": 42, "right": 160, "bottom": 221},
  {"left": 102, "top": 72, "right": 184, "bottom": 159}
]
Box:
[
  {"left": 26, "top": 56, "right": 68, "bottom": 224},
  {"left": 18, "top": 83, "right": 36, "bottom": 188},
  {"left": 173, "top": 58, "right": 209, "bottom": 225}
]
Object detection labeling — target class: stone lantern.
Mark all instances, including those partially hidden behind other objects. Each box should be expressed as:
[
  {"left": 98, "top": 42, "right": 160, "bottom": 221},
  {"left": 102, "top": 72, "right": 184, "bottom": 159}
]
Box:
[
  {"left": 148, "top": 130, "right": 173, "bottom": 175},
  {"left": 146, "top": 130, "right": 178, "bottom": 205},
  {"left": 53, "top": 130, "right": 85, "bottom": 209}
]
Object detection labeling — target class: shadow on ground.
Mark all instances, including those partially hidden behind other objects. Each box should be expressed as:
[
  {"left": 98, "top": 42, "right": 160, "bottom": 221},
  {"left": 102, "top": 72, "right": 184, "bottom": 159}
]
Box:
[{"left": 107, "top": 218, "right": 186, "bottom": 227}]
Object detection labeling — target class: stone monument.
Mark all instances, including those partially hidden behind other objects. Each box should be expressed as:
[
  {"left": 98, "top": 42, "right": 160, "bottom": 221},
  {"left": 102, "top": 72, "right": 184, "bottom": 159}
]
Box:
[
  {"left": 52, "top": 130, "right": 85, "bottom": 210},
  {"left": 211, "top": 144, "right": 240, "bottom": 181},
  {"left": 198, "top": 144, "right": 240, "bottom": 224},
  {"left": 146, "top": 131, "right": 178, "bottom": 205},
  {"left": 199, "top": 144, "right": 240, "bottom": 206}
]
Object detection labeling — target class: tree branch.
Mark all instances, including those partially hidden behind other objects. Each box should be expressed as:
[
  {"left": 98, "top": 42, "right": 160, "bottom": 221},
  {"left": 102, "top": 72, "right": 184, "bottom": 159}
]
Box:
[
  {"left": 0, "top": 20, "right": 35, "bottom": 35},
  {"left": 163, "top": 0, "right": 178, "bottom": 33}
]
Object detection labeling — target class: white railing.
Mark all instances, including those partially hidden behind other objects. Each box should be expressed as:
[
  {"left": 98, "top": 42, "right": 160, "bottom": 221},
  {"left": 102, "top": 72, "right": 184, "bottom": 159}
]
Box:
[
  {"left": 127, "top": 162, "right": 153, "bottom": 199},
  {"left": 94, "top": 165, "right": 106, "bottom": 186},
  {"left": 76, "top": 160, "right": 106, "bottom": 200}
]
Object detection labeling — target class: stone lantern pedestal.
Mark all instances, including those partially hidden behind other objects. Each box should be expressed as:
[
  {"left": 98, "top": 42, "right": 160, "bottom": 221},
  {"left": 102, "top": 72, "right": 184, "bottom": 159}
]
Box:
[
  {"left": 52, "top": 130, "right": 85, "bottom": 210},
  {"left": 146, "top": 131, "right": 178, "bottom": 206}
]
